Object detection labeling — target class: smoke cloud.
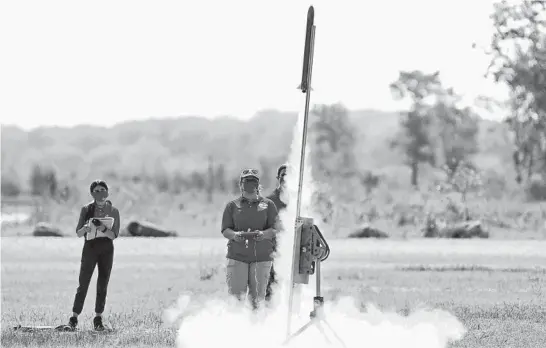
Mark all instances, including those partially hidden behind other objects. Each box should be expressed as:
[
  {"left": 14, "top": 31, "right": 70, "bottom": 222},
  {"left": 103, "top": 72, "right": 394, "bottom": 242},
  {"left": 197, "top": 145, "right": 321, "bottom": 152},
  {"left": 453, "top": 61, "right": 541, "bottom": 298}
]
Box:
[{"left": 164, "top": 111, "right": 466, "bottom": 348}]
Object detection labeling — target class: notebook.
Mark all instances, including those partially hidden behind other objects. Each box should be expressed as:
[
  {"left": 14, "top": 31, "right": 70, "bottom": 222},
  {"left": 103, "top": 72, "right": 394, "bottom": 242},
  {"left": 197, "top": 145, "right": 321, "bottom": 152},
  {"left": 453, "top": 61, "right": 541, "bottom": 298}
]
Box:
[{"left": 86, "top": 217, "right": 115, "bottom": 241}]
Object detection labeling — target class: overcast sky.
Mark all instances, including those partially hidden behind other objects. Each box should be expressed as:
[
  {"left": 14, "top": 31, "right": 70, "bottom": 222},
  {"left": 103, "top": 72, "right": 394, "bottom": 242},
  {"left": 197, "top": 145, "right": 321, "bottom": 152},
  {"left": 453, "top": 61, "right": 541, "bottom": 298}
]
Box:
[{"left": 0, "top": 0, "right": 509, "bottom": 130}]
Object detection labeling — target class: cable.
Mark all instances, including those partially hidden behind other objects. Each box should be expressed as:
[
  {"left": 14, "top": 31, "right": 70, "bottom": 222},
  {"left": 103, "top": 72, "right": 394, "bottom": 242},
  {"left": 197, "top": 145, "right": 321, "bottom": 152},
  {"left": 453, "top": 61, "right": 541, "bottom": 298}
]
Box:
[
  {"left": 253, "top": 238, "right": 260, "bottom": 309},
  {"left": 313, "top": 225, "right": 330, "bottom": 262}
]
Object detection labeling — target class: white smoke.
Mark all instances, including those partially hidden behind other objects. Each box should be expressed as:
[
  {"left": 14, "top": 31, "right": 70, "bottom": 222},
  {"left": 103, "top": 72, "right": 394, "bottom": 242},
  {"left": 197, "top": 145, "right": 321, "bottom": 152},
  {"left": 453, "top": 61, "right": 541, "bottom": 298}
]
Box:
[
  {"left": 268, "top": 105, "right": 322, "bottom": 318},
  {"left": 164, "top": 111, "right": 466, "bottom": 348}
]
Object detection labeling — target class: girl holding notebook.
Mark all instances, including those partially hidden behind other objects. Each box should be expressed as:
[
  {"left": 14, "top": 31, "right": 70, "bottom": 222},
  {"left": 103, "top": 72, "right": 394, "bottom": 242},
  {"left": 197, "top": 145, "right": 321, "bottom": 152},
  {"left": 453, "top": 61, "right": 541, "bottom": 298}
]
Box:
[{"left": 67, "top": 180, "right": 120, "bottom": 331}]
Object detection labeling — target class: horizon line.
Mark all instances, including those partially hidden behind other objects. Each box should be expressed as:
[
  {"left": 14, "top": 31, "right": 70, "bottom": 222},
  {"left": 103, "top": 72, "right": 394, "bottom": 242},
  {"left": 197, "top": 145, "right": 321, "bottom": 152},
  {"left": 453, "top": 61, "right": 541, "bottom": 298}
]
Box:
[{"left": 1, "top": 104, "right": 506, "bottom": 132}]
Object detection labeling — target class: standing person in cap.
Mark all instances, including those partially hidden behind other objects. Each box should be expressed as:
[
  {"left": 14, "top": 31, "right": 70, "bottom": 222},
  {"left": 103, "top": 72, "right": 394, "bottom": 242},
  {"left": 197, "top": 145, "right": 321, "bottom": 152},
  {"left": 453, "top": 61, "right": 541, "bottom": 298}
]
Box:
[
  {"left": 265, "top": 164, "right": 288, "bottom": 303},
  {"left": 221, "top": 168, "right": 279, "bottom": 310},
  {"left": 67, "top": 180, "right": 120, "bottom": 331}
]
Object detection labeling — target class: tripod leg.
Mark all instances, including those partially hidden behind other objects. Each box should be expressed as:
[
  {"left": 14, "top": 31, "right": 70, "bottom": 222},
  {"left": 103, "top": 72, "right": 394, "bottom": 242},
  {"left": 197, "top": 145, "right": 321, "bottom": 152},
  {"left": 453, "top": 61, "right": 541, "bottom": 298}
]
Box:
[
  {"left": 320, "top": 319, "right": 347, "bottom": 348},
  {"left": 313, "top": 321, "right": 332, "bottom": 345},
  {"left": 283, "top": 320, "right": 315, "bottom": 345}
]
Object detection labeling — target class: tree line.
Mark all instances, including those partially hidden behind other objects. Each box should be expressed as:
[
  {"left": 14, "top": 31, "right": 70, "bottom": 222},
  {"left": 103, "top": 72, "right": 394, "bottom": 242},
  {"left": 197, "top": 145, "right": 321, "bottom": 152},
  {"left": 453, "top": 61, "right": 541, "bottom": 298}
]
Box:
[
  {"left": 307, "top": 1, "right": 546, "bottom": 202},
  {"left": 2, "top": 1, "right": 545, "bottom": 204},
  {"left": 314, "top": 0, "right": 546, "bottom": 192}
]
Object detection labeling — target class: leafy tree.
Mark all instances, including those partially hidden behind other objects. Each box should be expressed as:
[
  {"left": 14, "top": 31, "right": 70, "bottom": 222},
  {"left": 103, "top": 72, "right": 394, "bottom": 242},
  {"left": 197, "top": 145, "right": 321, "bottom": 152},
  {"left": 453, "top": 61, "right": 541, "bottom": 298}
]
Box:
[
  {"left": 310, "top": 103, "right": 357, "bottom": 181},
  {"left": 190, "top": 171, "right": 206, "bottom": 191},
  {"left": 389, "top": 70, "right": 442, "bottom": 187},
  {"left": 431, "top": 88, "right": 480, "bottom": 176},
  {"left": 207, "top": 155, "right": 214, "bottom": 203},
  {"left": 1, "top": 175, "right": 21, "bottom": 197},
  {"left": 29, "top": 164, "right": 58, "bottom": 197},
  {"left": 438, "top": 161, "right": 483, "bottom": 221},
  {"left": 485, "top": 0, "right": 546, "bottom": 182},
  {"left": 216, "top": 164, "right": 227, "bottom": 192}
]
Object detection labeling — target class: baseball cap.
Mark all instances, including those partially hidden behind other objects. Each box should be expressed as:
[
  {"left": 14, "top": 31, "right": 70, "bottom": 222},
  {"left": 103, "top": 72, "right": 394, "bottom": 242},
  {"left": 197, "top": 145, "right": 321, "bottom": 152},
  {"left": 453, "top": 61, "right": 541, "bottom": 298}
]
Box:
[{"left": 240, "top": 168, "right": 260, "bottom": 181}]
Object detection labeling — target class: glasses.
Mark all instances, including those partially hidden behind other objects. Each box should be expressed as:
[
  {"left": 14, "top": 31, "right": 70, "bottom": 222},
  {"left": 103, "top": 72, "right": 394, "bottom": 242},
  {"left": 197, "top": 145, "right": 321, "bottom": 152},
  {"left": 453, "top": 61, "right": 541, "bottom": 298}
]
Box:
[
  {"left": 241, "top": 169, "right": 259, "bottom": 175},
  {"left": 93, "top": 188, "right": 107, "bottom": 193}
]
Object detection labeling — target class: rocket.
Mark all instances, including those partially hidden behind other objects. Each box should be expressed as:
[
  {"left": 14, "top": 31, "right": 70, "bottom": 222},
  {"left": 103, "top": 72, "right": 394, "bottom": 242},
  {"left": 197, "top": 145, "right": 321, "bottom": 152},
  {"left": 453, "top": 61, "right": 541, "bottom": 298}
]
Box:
[
  {"left": 286, "top": 4, "right": 317, "bottom": 339},
  {"left": 297, "top": 6, "right": 315, "bottom": 94}
]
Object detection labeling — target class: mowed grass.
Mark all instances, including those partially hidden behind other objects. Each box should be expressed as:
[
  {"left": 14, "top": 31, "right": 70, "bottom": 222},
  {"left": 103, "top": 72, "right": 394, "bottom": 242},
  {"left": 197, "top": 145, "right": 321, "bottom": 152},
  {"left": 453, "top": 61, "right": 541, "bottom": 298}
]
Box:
[{"left": 1, "top": 237, "right": 546, "bottom": 348}]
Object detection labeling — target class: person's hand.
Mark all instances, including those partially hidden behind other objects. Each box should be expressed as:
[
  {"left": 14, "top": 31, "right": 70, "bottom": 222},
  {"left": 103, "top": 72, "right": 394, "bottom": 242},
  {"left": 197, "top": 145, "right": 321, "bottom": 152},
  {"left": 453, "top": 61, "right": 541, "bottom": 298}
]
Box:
[
  {"left": 255, "top": 229, "right": 275, "bottom": 241},
  {"left": 77, "top": 224, "right": 91, "bottom": 237},
  {"left": 232, "top": 232, "right": 244, "bottom": 243},
  {"left": 254, "top": 230, "right": 265, "bottom": 241},
  {"left": 91, "top": 219, "right": 108, "bottom": 233}
]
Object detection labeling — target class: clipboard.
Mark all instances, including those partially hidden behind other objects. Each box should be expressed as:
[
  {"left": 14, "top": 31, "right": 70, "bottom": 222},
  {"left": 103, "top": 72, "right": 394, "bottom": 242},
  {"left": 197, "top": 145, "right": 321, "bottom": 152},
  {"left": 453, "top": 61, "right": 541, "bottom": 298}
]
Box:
[{"left": 86, "top": 217, "right": 115, "bottom": 241}]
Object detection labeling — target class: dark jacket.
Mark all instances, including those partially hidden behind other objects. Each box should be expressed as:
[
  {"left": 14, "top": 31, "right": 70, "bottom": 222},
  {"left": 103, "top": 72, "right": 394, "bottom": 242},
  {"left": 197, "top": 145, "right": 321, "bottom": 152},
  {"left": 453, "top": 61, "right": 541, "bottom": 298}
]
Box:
[
  {"left": 221, "top": 196, "right": 279, "bottom": 263},
  {"left": 266, "top": 188, "right": 287, "bottom": 212},
  {"left": 76, "top": 201, "right": 120, "bottom": 239}
]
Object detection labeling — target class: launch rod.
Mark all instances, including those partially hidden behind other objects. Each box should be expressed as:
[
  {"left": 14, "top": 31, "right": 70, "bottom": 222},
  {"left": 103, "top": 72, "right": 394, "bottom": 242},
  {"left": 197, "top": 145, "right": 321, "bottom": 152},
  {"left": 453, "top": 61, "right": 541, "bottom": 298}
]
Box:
[{"left": 286, "top": 5, "right": 316, "bottom": 340}]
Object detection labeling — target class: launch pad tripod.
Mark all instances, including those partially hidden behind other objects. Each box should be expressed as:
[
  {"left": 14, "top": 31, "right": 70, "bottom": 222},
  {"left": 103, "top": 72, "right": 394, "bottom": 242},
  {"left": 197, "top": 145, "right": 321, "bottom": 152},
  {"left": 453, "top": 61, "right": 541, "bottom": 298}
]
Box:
[{"left": 283, "top": 259, "right": 346, "bottom": 347}]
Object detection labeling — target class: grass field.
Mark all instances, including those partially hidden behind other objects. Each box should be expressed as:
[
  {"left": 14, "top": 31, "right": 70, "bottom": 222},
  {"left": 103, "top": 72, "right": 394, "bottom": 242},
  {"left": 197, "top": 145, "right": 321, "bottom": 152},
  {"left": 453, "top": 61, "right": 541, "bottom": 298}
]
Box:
[{"left": 1, "top": 237, "right": 546, "bottom": 347}]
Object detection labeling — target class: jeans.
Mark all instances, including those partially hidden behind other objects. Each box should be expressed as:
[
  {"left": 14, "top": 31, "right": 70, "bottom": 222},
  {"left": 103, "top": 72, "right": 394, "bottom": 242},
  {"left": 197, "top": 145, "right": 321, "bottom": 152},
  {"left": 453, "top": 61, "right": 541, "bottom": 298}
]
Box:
[
  {"left": 72, "top": 239, "right": 114, "bottom": 315},
  {"left": 226, "top": 258, "right": 272, "bottom": 309},
  {"left": 265, "top": 264, "right": 276, "bottom": 302}
]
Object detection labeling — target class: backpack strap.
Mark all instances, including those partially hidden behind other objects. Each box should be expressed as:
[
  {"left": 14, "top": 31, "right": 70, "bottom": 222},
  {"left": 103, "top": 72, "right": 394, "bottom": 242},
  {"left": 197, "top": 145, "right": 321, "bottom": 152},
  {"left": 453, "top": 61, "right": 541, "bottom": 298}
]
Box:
[
  {"left": 84, "top": 200, "right": 113, "bottom": 222},
  {"left": 84, "top": 202, "right": 95, "bottom": 222}
]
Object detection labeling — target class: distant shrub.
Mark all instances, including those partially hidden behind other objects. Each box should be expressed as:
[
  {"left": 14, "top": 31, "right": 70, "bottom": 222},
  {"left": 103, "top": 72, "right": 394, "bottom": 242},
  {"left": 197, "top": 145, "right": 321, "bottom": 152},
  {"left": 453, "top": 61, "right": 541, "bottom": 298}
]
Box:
[
  {"left": 125, "top": 221, "right": 177, "bottom": 237},
  {"left": 33, "top": 222, "right": 64, "bottom": 237},
  {"left": 525, "top": 176, "right": 546, "bottom": 201},
  {"left": 29, "top": 164, "right": 58, "bottom": 197},
  {"left": 1, "top": 176, "right": 21, "bottom": 197},
  {"left": 360, "top": 171, "right": 381, "bottom": 194},
  {"left": 154, "top": 173, "right": 170, "bottom": 193},
  {"left": 348, "top": 224, "right": 389, "bottom": 238}
]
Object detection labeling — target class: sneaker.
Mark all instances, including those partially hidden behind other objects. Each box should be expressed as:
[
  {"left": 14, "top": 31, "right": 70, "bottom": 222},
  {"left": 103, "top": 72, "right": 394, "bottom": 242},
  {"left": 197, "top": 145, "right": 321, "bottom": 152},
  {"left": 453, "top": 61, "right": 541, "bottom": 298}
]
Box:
[
  {"left": 68, "top": 316, "right": 78, "bottom": 330},
  {"left": 93, "top": 316, "right": 105, "bottom": 331}
]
